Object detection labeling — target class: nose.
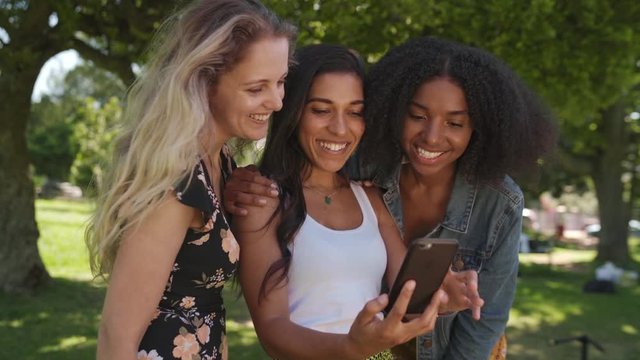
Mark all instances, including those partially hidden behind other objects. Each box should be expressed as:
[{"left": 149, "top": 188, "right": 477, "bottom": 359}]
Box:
[
  {"left": 266, "top": 84, "right": 284, "bottom": 111},
  {"left": 422, "top": 119, "right": 442, "bottom": 145},
  {"left": 328, "top": 111, "right": 347, "bottom": 135}
]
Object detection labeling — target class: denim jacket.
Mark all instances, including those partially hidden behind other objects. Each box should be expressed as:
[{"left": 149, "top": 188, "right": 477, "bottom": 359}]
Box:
[{"left": 350, "top": 161, "right": 522, "bottom": 360}]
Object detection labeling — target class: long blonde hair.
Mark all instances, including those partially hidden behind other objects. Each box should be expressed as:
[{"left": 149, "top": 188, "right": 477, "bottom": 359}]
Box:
[{"left": 86, "top": 0, "right": 296, "bottom": 278}]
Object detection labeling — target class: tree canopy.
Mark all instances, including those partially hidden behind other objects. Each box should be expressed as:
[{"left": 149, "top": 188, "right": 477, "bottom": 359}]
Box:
[{"left": 1, "top": 0, "right": 639, "bottom": 292}]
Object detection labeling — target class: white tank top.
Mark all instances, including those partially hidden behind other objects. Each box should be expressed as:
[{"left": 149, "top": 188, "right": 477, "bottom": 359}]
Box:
[{"left": 287, "top": 182, "right": 387, "bottom": 334}]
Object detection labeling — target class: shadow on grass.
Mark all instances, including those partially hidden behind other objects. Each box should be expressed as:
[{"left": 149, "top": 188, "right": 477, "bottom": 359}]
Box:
[
  {"left": 0, "top": 278, "right": 104, "bottom": 360},
  {"left": 223, "top": 283, "right": 266, "bottom": 359},
  {"left": 508, "top": 263, "right": 640, "bottom": 359},
  {"left": 0, "top": 277, "right": 265, "bottom": 360}
]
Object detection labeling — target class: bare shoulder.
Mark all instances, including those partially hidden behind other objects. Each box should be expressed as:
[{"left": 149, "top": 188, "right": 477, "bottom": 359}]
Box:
[
  {"left": 361, "top": 184, "right": 386, "bottom": 213},
  {"left": 121, "top": 191, "right": 196, "bottom": 248}
]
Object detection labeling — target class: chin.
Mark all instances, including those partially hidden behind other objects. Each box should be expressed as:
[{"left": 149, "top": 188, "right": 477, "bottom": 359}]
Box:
[{"left": 244, "top": 129, "right": 269, "bottom": 141}]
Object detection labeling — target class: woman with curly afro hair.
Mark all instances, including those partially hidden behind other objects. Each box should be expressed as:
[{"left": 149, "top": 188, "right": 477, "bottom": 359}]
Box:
[{"left": 352, "top": 36, "right": 556, "bottom": 359}]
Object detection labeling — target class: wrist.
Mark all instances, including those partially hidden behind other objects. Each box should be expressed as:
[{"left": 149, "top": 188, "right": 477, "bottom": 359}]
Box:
[{"left": 340, "top": 335, "right": 364, "bottom": 360}]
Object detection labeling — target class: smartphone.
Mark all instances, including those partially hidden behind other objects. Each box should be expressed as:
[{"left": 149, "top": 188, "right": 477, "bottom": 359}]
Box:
[{"left": 384, "top": 238, "right": 459, "bottom": 315}]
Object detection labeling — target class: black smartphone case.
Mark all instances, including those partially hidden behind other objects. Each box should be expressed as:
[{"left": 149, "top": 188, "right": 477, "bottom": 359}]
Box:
[{"left": 385, "top": 238, "right": 459, "bottom": 314}]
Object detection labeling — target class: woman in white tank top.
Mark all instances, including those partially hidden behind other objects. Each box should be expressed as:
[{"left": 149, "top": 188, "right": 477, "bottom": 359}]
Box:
[{"left": 233, "top": 44, "right": 481, "bottom": 359}]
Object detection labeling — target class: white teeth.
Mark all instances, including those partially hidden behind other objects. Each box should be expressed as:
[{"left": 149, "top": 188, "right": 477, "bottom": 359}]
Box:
[
  {"left": 417, "top": 147, "right": 443, "bottom": 159},
  {"left": 249, "top": 114, "right": 270, "bottom": 122},
  {"left": 319, "top": 141, "right": 347, "bottom": 152}
]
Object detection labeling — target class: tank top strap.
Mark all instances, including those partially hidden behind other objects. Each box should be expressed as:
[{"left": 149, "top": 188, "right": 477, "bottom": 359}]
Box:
[{"left": 349, "top": 182, "right": 379, "bottom": 227}]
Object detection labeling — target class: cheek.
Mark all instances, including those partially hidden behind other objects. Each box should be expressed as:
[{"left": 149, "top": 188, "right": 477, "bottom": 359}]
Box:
[
  {"left": 457, "top": 131, "right": 473, "bottom": 150},
  {"left": 298, "top": 117, "right": 316, "bottom": 144},
  {"left": 401, "top": 121, "right": 418, "bottom": 143},
  {"left": 352, "top": 119, "right": 365, "bottom": 139}
]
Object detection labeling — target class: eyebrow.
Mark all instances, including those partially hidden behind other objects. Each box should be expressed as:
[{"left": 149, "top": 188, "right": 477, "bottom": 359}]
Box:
[
  {"left": 241, "top": 72, "right": 288, "bottom": 86},
  {"left": 410, "top": 101, "right": 468, "bottom": 116},
  {"left": 306, "top": 98, "right": 364, "bottom": 105}
]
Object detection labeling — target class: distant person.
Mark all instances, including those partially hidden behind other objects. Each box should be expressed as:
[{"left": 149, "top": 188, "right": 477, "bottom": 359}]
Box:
[{"left": 85, "top": 0, "right": 295, "bottom": 359}]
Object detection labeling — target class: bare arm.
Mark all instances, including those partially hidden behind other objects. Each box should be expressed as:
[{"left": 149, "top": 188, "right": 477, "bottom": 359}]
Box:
[
  {"left": 362, "top": 186, "right": 406, "bottom": 289},
  {"left": 234, "top": 195, "right": 446, "bottom": 359},
  {"left": 97, "top": 193, "right": 195, "bottom": 360}
]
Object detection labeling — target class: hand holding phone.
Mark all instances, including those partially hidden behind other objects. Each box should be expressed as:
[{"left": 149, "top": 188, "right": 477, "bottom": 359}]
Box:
[{"left": 384, "top": 238, "right": 459, "bottom": 315}]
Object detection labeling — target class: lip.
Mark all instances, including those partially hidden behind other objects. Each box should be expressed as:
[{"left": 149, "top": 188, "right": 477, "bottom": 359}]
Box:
[
  {"left": 317, "top": 140, "right": 351, "bottom": 154},
  {"left": 249, "top": 113, "right": 271, "bottom": 124},
  {"left": 413, "top": 145, "right": 446, "bottom": 163}
]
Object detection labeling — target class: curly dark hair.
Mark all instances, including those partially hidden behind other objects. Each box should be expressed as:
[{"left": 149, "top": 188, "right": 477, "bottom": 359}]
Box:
[
  {"left": 258, "top": 44, "right": 365, "bottom": 298},
  {"left": 360, "top": 36, "right": 556, "bottom": 184}
]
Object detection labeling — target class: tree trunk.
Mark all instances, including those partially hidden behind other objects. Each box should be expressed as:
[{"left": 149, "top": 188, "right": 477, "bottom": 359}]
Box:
[
  {"left": 593, "top": 100, "right": 631, "bottom": 264},
  {"left": 0, "top": 66, "right": 51, "bottom": 293}
]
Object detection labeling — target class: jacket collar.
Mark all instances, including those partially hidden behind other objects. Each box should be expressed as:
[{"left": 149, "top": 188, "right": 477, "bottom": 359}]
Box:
[
  {"left": 441, "top": 172, "right": 478, "bottom": 234},
  {"left": 375, "top": 166, "right": 478, "bottom": 234}
]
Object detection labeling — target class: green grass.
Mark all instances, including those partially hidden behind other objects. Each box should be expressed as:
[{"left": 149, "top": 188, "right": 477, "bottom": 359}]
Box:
[
  {"left": 509, "top": 241, "right": 640, "bottom": 359},
  {"left": 1, "top": 199, "right": 638, "bottom": 359}
]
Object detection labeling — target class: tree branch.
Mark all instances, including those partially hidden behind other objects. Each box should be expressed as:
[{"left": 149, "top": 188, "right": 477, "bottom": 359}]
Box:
[{"left": 71, "top": 37, "right": 135, "bottom": 85}]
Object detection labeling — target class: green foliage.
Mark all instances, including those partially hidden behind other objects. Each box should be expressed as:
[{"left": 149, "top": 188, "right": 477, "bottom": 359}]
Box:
[
  {"left": 70, "top": 97, "right": 121, "bottom": 196},
  {"left": 28, "top": 97, "right": 78, "bottom": 180},
  {"left": 27, "top": 62, "right": 126, "bottom": 187},
  {"left": 263, "top": 0, "right": 640, "bottom": 262}
]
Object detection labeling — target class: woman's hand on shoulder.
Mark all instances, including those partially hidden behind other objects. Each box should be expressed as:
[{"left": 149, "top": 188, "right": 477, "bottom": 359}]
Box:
[
  {"left": 439, "top": 269, "right": 484, "bottom": 320},
  {"left": 223, "top": 165, "right": 279, "bottom": 216}
]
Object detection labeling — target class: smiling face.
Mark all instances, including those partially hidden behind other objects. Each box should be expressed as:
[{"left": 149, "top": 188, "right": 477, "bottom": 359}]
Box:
[
  {"left": 402, "top": 77, "right": 473, "bottom": 179},
  {"left": 209, "top": 36, "right": 290, "bottom": 142},
  {"left": 298, "top": 72, "right": 365, "bottom": 175}
]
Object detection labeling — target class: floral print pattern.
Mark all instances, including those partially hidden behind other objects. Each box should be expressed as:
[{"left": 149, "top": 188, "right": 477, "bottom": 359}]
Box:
[
  {"left": 138, "top": 349, "right": 163, "bottom": 360},
  {"left": 138, "top": 147, "right": 236, "bottom": 359},
  {"left": 220, "top": 229, "right": 239, "bottom": 264}
]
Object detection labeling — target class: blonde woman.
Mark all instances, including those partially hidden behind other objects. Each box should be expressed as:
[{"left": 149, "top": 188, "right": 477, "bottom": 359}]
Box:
[{"left": 85, "top": 0, "right": 295, "bottom": 359}]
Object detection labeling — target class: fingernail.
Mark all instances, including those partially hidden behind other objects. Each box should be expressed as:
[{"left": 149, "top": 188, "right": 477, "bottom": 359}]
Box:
[
  {"left": 377, "top": 294, "right": 388, "bottom": 304},
  {"left": 258, "top": 198, "right": 267, "bottom": 205},
  {"left": 270, "top": 183, "right": 278, "bottom": 189},
  {"left": 270, "top": 190, "right": 279, "bottom": 196},
  {"left": 406, "top": 280, "right": 416, "bottom": 290}
]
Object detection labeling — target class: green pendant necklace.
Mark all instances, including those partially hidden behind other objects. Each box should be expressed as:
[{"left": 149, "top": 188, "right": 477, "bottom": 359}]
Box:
[{"left": 304, "top": 185, "right": 341, "bottom": 205}]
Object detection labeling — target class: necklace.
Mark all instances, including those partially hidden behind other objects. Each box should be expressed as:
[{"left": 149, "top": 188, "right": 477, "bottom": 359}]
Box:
[{"left": 303, "top": 184, "right": 344, "bottom": 205}]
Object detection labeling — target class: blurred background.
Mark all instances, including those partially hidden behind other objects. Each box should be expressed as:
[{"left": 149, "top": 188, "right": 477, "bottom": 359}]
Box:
[{"left": 1, "top": 0, "right": 639, "bottom": 358}]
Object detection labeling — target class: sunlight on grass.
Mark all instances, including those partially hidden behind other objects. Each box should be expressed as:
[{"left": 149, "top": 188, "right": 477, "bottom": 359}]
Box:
[
  {"left": 38, "top": 336, "right": 89, "bottom": 352},
  {"left": 0, "top": 319, "right": 24, "bottom": 328},
  {"left": 519, "top": 247, "right": 597, "bottom": 266},
  {"left": 507, "top": 255, "right": 640, "bottom": 359},
  {"left": 36, "top": 199, "right": 94, "bottom": 280},
  {"left": 622, "top": 324, "right": 638, "bottom": 335}
]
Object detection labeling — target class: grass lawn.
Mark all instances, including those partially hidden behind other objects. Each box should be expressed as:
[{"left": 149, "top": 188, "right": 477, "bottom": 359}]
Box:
[
  {"left": 0, "top": 198, "right": 638, "bottom": 359},
  {"left": 509, "top": 248, "right": 640, "bottom": 359}
]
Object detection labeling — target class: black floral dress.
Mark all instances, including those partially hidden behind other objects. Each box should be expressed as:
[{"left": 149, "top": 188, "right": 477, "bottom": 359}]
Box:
[{"left": 137, "top": 148, "right": 238, "bottom": 360}]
